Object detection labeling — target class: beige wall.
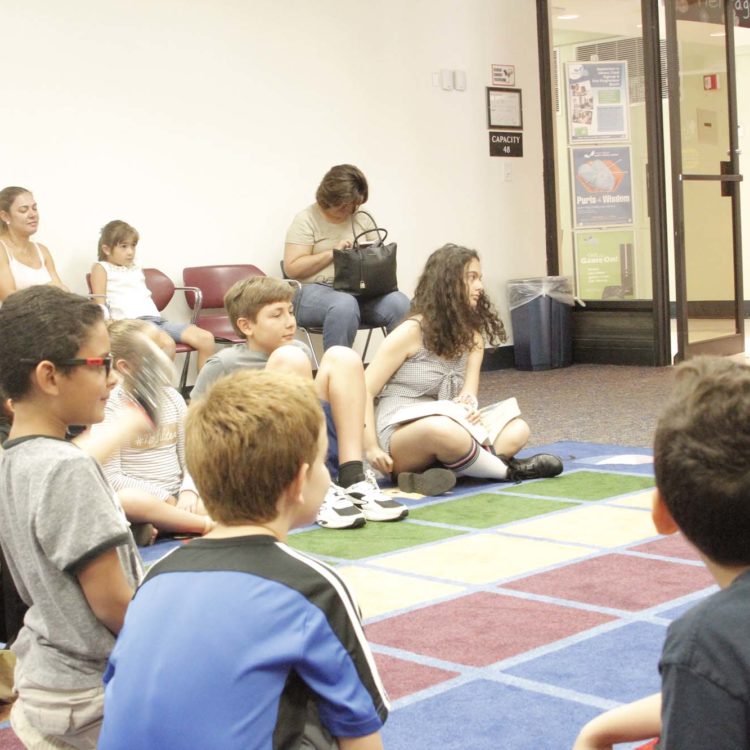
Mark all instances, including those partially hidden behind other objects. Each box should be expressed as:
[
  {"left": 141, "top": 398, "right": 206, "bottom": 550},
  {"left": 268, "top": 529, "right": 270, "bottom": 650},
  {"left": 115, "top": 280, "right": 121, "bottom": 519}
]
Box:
[{"left": 2, "top": 0, "right": 547, "bottom": 352}]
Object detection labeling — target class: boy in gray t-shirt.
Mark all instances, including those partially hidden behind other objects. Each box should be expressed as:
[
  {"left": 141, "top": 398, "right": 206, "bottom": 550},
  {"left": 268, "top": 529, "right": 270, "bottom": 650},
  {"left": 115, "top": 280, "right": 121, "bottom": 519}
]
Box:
[{"left": 0, "top": 286, "right": 142, "bottom": 749}]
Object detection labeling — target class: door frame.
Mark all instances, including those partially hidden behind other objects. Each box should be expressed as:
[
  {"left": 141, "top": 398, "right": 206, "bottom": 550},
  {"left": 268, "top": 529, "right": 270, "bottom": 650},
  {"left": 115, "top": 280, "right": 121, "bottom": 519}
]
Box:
[
  {"left": 537, "top": 0, "right": 672, "bottom": 366},
  {"left": 665, "top": 0, "right": 745, "bottom": 361}
]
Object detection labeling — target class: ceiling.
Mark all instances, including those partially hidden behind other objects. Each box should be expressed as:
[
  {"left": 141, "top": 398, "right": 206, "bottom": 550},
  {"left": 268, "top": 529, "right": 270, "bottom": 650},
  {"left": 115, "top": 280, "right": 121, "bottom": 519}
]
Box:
[{"left": 550, "top": 0, "right": 750, "bottom": 52}]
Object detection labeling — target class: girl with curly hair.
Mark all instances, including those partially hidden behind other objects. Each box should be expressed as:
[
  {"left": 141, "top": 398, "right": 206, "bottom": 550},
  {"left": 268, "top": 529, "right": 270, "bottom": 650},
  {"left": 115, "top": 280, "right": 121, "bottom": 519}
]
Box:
[{"left": 364, "top": 244, "right": 562, "bottom": 494}]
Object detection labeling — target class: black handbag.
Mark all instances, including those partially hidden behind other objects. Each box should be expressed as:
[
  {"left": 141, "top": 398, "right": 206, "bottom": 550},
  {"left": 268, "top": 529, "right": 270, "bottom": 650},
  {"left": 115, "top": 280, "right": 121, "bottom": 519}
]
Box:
[{"left": 332, "top": 210, "right": 398, "bottom": 298}]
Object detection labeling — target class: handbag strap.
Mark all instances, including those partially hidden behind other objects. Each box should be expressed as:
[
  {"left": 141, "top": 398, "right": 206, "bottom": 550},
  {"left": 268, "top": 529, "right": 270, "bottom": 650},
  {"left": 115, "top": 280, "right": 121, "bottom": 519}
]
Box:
[{"left": 351, "top": 210, "right": 388, "bottom": 247}]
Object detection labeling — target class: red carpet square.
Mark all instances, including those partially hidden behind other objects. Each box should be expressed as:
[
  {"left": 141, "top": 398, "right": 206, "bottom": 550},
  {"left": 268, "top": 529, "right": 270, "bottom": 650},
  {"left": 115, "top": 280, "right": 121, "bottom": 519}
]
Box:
[
  {"left": 365, "top": 592, "right": 613, "bottom": 667},
  {"left": 630, "top": 534, "right": 701, "bottom": 561},
  {"left": 372, "top": 653, "right": 458, "bottom": 700},
  {"left": 503, "top": 553, "right": 713, "bottom": 611}
]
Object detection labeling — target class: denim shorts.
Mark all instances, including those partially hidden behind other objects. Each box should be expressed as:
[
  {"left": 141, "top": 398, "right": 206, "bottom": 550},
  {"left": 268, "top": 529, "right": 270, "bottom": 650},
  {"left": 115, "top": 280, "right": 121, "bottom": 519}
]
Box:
[{"left": 138, "top": 316, "right": 189, "bottom": 343}]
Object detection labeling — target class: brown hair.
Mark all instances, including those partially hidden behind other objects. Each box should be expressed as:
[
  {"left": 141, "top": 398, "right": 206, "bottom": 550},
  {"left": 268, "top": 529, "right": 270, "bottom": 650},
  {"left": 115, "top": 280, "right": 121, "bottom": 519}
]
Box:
[
  {"left": 315, "top": 164, "right": 368, "bottom": 210},
  {"left": 223, "top": 276, "right": 294, "bottom": 338},
  {"left": 98, "top": 220, "right": 139, "bottom": 261},
  {"left": 0, "top": 187, "right": 32, "bottom": 235},
  {"left": 654, "top": 356, "right": 750, "bottom": 566},
  {"left": 410, "top": 244, "right": 506, "bottom": 359},
  {"left": 185, "top": 370, "right": 323, "bottom": 524}
]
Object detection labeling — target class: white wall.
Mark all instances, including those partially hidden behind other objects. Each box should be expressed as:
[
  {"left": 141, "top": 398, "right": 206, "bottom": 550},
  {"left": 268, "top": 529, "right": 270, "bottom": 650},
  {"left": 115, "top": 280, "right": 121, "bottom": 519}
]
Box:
[{"left": 2, "top": 0, "right": 545, "bottom": 348}]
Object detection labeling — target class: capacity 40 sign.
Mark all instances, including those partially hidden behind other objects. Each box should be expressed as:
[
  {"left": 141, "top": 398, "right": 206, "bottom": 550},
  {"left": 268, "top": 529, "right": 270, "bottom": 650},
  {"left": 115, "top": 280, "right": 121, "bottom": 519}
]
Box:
[{"left": 489, "top": 132, "right": 523, "bottom": 157}]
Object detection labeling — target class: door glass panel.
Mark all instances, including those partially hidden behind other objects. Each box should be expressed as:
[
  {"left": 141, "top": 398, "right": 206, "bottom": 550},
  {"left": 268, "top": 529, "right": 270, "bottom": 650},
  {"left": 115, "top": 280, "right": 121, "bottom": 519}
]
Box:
[
  {"left": 672, "top": 1, "right": 742, "bottom": 352},
  {"left": 675, "top": 5, "right": 730, "bottom": 175},
  {"left": 551, "top": 1, "right": 653, "bottom": 301},
  {"left": 683, "top": 180, "right": 737, "bottom": 342}
]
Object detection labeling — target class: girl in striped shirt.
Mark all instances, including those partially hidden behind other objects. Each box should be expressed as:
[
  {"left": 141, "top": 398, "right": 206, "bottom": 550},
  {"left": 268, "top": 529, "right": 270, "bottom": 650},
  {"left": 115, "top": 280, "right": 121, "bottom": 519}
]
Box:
[{"left": 91, "top": 319, "right": 212, "bottom": 542}]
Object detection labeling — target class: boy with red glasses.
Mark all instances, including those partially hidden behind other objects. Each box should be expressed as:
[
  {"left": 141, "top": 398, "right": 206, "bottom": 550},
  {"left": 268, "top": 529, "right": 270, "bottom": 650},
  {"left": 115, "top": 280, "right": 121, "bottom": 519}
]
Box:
[{"left": 0, "top": 285, "right": 142, "bottom": 748}]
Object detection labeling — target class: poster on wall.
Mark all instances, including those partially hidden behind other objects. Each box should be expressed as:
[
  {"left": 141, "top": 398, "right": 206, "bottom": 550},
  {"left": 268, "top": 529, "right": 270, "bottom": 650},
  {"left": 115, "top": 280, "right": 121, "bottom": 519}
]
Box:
[
  {"left": 574, "top": 229, "right": 636, "bottom": 300},
  {"left": 566, "top": 61, "right": 629, "bottom": 142},
  {"left": 571, "top": 145, "right": 633, "bottom": 227}
]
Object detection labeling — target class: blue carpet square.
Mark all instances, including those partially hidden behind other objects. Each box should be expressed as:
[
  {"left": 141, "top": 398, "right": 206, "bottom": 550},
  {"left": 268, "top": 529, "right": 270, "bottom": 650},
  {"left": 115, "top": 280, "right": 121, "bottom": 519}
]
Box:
[
  {"left": 657, "top": 593, "right": 714, "bottom": 622},
  {"left": 502, "top": 622, "right": 664, "bottom": 703},
  {"left": 382, "top": 679, "right": 602, "bottom": 750},
  {"left": 139, "top": 538, "right": 182, "bottom": 565},
  {"left": 540, "top": 441, "right": 655, "bottom": 476}
]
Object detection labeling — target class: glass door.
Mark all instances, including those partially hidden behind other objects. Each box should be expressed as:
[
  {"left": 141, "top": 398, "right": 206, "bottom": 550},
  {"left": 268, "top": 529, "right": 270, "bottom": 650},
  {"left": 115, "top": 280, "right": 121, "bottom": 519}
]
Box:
[{"left": 666, "top": 0, "right": 744, "bottom": 360}]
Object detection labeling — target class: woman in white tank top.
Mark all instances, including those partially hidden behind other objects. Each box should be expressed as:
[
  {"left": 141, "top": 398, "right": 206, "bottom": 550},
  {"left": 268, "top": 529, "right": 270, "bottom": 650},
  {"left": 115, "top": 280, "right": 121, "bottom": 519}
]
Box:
[{"left": 0, "top": 186, "right": 68, "bottom": 302}]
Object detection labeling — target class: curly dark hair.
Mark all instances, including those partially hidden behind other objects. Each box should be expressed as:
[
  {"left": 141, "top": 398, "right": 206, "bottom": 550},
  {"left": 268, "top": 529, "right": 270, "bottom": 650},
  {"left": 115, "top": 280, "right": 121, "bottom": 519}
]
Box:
[{"left": 410, "top": 244, "right": 506, "bottom": 359}]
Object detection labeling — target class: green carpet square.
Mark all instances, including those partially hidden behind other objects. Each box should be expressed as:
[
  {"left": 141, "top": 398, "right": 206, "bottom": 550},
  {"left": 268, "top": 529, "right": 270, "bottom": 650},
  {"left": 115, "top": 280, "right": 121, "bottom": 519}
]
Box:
[
  {"left": 409, "top": 494, "right": 576, "bottom": 528},
  {"left": 500, "top": 470, "right": 654, "bottom": 501},
  {"left": 288, "top": 521, "right": 464, "bottom": 559}
]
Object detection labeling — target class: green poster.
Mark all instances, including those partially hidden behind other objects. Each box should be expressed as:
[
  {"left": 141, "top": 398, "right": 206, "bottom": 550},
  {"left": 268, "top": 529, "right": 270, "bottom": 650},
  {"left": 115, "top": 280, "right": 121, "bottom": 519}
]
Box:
[{"left": 575, "top": 230, "right": 635, "bottom": 300}]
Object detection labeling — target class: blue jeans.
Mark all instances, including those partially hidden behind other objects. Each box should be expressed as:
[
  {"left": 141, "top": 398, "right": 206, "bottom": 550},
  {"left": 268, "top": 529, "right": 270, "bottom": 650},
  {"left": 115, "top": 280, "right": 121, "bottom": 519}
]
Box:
[{"left": 294, "top": 283, "right": 410, "bottom": 350}]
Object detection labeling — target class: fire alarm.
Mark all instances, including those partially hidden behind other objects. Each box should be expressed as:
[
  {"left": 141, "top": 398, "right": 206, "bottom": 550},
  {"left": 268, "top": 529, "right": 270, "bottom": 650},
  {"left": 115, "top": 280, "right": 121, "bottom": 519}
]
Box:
[{"left": 703, "top": 74, "right": 720, "bottom": 90}]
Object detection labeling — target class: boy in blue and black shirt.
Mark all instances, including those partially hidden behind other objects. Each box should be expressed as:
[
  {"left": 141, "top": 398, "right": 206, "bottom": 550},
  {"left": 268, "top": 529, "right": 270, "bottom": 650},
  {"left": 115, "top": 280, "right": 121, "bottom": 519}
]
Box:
[{"left": 100, "top": 370, "right": 389, "bottom": 750}]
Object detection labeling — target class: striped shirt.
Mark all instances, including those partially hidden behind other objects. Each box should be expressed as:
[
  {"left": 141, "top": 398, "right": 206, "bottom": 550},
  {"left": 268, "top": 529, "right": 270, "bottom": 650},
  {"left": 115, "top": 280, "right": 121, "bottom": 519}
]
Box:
[{"left": 93, "top": 384, "right": 187, "bottom": 501}]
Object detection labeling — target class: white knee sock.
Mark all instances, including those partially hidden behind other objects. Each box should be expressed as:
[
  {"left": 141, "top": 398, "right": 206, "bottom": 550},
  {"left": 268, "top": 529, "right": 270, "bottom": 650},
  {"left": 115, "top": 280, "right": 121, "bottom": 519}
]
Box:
[{"left": 444, "top": 441, "right": 509, "bottom": 480}]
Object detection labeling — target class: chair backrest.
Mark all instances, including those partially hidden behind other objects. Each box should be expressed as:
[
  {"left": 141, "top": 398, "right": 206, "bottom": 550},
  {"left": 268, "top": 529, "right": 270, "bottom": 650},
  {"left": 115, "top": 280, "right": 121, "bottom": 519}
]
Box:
[
  {"left": 182, "top": 264, "right": 265, "bottom": 309},
  {"left": 142, "top": 268, "right": 176, "bottom": 311}
]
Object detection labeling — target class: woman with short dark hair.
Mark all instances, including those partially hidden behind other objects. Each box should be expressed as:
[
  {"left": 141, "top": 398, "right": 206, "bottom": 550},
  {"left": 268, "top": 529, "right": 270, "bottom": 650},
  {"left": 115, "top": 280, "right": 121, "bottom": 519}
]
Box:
[{"left": 283, "top": 164, "right": 410, "bottom": 350}]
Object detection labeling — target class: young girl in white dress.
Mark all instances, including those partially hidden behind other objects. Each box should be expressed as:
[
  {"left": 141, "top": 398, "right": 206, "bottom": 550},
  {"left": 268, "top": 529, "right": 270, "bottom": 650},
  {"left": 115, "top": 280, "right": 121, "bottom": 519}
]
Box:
[
  {"left": 90, "top": 220, "right": 215, "bottom": 370},
  {"left": 364, "top": 244, "right": 563, "bottom": 494}
]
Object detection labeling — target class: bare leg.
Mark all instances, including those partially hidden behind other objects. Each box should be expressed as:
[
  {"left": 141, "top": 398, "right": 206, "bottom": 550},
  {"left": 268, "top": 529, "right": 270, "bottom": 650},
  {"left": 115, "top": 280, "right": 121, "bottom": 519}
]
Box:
[
  {"left": 389, "top": 416, "right": 474, "bottom": 474},
  {"left": 153, "top": 329, "right": 176, "bottom": 360},
  {"left": 118, "top": 488, "right": 208, "bottom": 534},
  {"left": 180, "top": 324, "right": 215, "bottom": 371},
  {"left": 266, "top": 344, "right": 314, "bottom": 379},
  {"left": 313, "top": 346, "right": 365, "bottom": 464},
  {"left": 493, "top": 417, "right": 531, "bottom": 459}
]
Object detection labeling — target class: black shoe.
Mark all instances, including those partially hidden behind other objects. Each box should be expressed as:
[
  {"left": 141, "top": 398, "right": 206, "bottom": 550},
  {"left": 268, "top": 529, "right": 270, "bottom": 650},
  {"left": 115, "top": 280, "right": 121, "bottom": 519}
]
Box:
[
  {"left": 398, "top": 468, "right": 457, "bottom": 496},
  {"left": 506, "top": 454, "right": 563, "bottom": 483}
]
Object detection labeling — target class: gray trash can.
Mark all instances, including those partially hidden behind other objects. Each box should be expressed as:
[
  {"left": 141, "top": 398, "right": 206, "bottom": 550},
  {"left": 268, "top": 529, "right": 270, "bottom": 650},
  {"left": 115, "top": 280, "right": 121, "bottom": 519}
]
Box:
[{"left": 508, "top": 276, "right": 574, "bottom": 371}]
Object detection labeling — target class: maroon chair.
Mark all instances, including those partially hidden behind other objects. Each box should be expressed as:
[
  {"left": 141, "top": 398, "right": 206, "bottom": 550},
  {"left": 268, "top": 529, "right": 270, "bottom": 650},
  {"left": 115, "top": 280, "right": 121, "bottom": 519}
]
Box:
[
  {"left": 85, "top": 269, "right": 201, "bottom": 394},
  {"left": 142, "top": 268, "right": 202, "bottom": 393},
  {"left": 182, "top": 264, "right": 264, "bottom": 343}
]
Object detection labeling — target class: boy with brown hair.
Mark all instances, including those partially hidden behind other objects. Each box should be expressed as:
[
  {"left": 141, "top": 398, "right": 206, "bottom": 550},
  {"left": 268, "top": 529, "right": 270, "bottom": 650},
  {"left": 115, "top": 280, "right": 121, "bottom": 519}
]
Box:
[
  {"left": 575, "top": 356, "right": 750, "bottom": 750},
  {"left": 0, "top": 285, "right": 142, "bottom": 748},
  {"left": 99, "top": 370, "right": 389, "bottom": 749},
  {"left": 191, "top": 275, "right": 414, "bottom": 528}
]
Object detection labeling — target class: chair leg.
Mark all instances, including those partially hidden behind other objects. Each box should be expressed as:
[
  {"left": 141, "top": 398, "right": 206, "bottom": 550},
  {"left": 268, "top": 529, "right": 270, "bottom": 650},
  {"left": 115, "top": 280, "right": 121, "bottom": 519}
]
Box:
[
  {"left": 179, "top": 351, "right": 192, "bottom": 396},
  {"left": 361, "top": 327, "right": 387, "bottom": 363},
  {"left": 298, "top": 327, "right": 320, "bottom": 369}
]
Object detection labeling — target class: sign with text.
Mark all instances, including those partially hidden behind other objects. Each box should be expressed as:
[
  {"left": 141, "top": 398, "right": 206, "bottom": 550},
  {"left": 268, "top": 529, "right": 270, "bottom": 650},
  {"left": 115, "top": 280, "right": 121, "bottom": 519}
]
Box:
[
  {"left": 677, "top": 0, "right": 750, "bottom": 28},
  {"left": 566, "top": 61, "right": 629, "bottom": 142},
  {"left": 575, "top": 230, "right": 636, "bottom": 299},
  {"left": 489, "top": 131, "right": 523, "bottom": 157},
  {"left": 571, "top": 145, "right": 633, "bottom": 227}
]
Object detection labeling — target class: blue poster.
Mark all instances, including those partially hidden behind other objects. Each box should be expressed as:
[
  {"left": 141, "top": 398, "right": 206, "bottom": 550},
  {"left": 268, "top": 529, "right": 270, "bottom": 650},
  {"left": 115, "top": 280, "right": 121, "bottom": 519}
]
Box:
[
  {"left": 566, "top": 62, "right": 629, "bottom": 142},
  {"left": 571, "top": 146, "right": 633, "bottom": 228}
]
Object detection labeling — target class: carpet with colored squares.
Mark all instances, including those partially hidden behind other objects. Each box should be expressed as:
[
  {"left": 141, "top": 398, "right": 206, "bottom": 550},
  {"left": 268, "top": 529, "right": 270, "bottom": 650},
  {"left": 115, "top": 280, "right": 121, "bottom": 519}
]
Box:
[
  {"left": 0, "top": 442, "right": 715, "bottom": 750},
  {"left": 290, "top": 441, "right": 713, "bottom": 750}
]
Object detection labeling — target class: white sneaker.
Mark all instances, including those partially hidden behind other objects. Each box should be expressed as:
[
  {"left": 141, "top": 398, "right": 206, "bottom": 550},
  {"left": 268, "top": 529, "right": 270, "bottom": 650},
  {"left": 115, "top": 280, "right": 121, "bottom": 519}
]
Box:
[
  {"left": 316, "top": 484, "right": 367, "bottom": 529},
  {"left": 345, "top": 470, "right": 409, "bottom": 522}
]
